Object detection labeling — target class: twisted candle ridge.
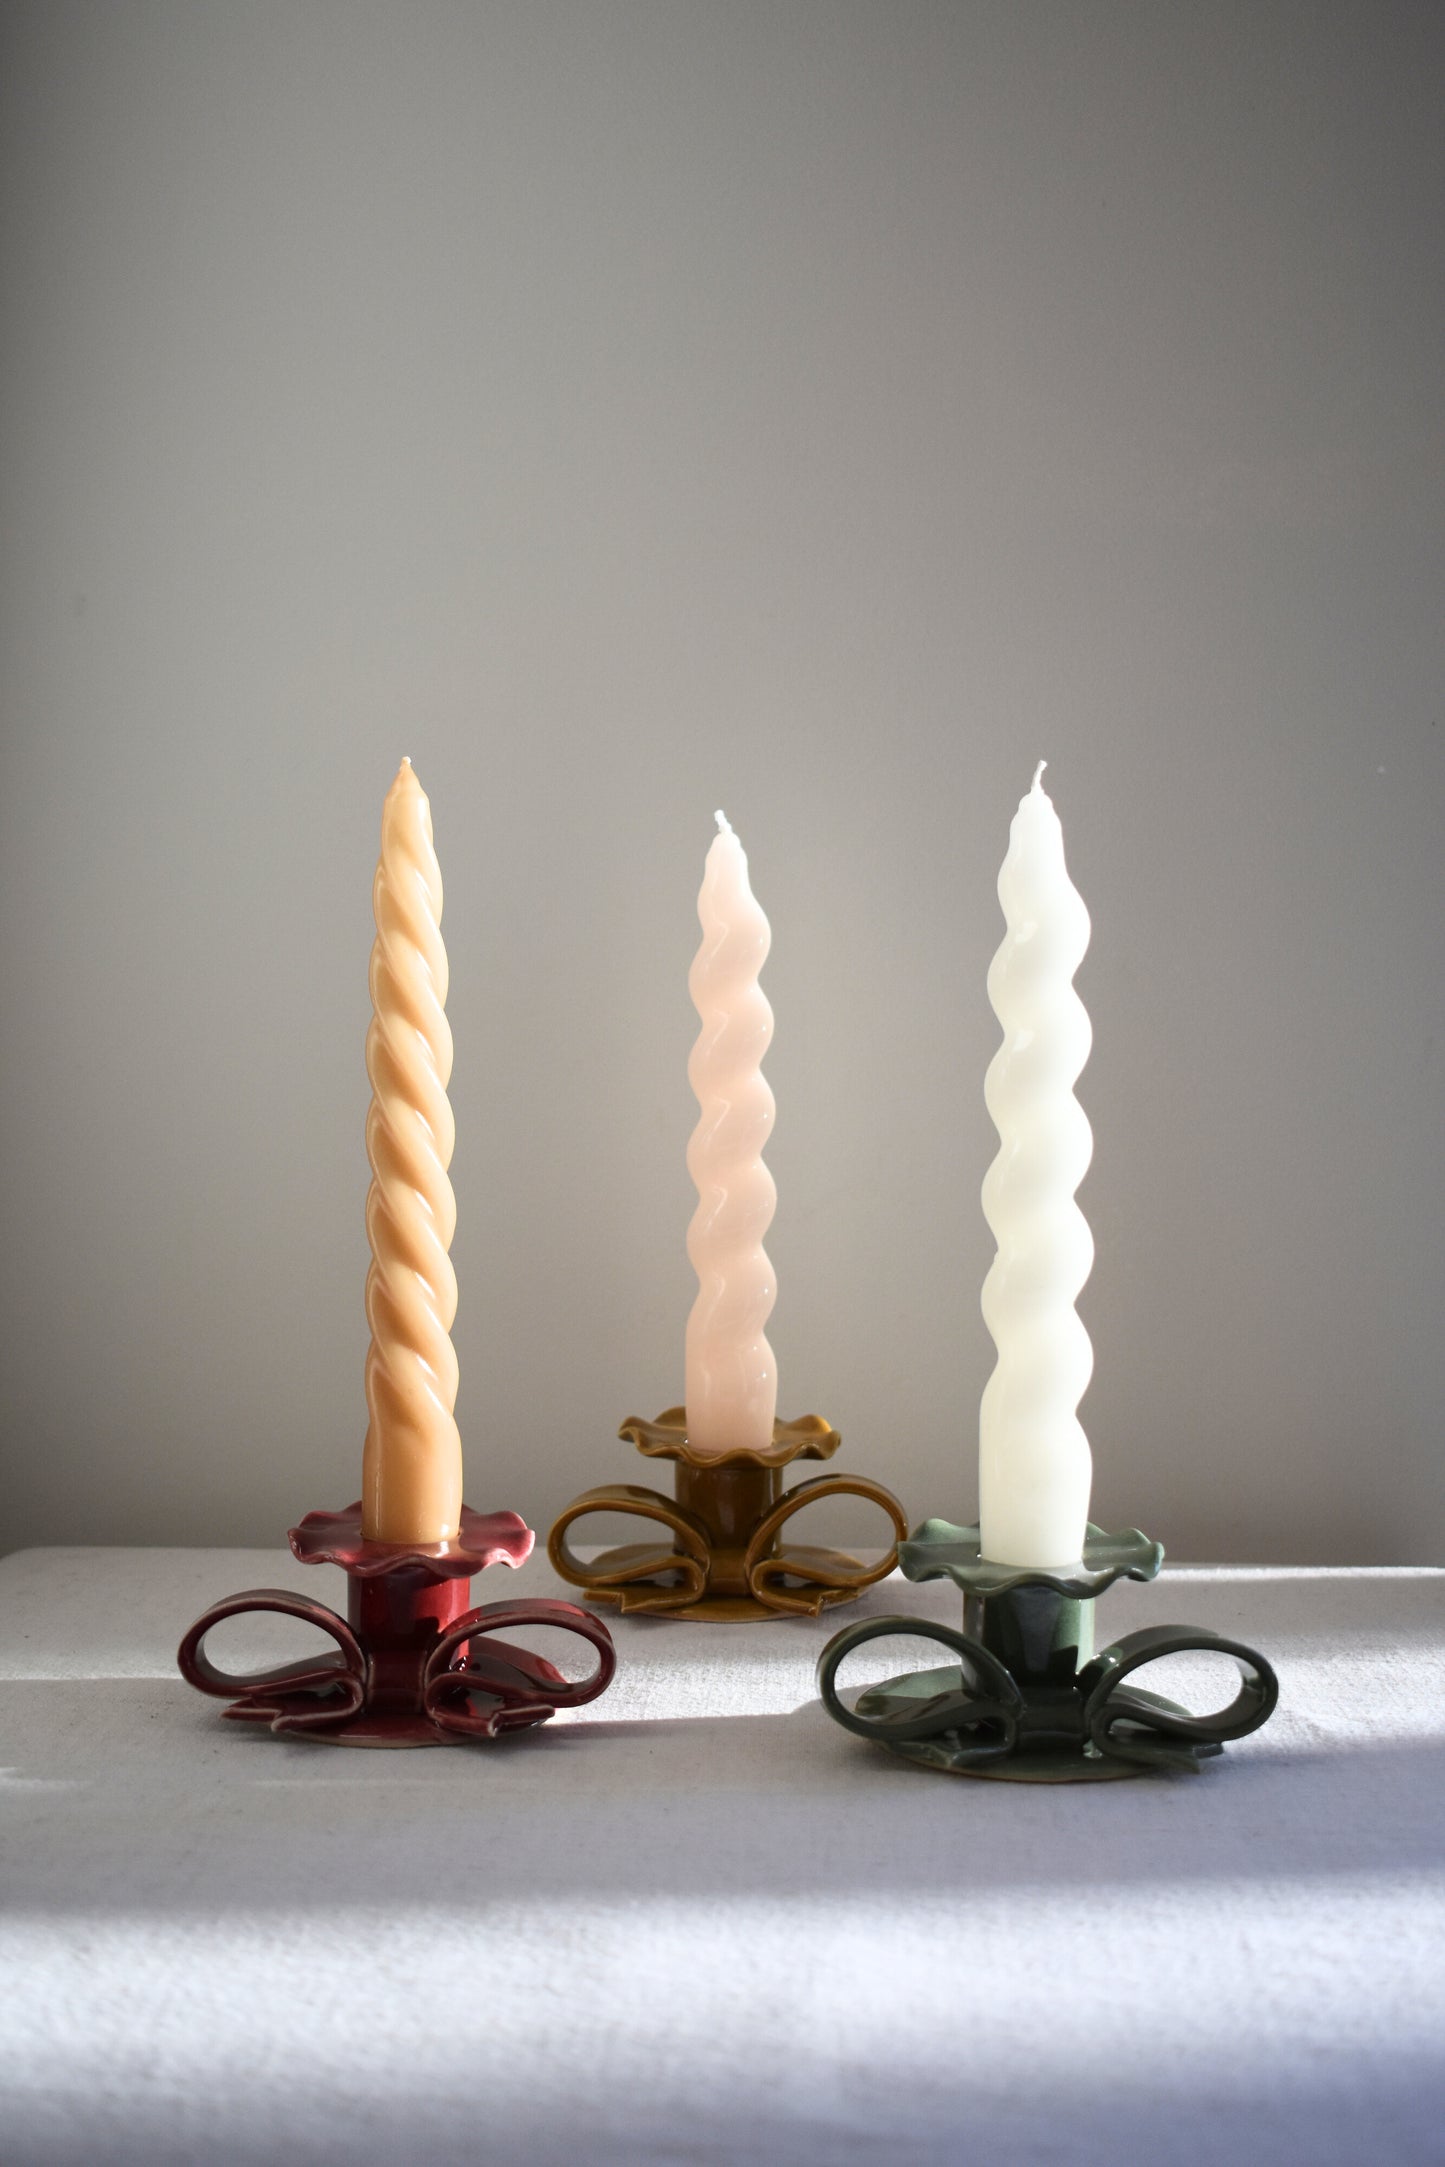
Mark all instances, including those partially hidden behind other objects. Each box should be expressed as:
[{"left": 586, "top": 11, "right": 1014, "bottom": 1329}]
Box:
[
  {"left": 684, "top": 814, "right": 778, "bottom": 1456},
  {"left": 979, "top": 767, "right": 1095, "bottom": 1567},
  {"left": 361, "top": 761, "right": 463, "bottom": 1543}
]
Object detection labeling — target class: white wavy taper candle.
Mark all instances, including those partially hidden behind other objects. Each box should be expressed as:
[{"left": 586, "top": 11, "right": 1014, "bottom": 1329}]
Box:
[
  {"left": 684, "top": 811, "right": 778, "bottom": 1456},
  {"left": 979, "top": 763, "right": 1095, "bottom": 1568},
  {"left": 360, "top": 759, "right": 463, "bottom": 1544}
]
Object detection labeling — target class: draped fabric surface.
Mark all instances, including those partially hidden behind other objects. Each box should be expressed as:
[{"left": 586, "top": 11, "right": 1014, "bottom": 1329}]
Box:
[{"left": 0, "top": 1546, "right": 1441, "bottom": 2165}]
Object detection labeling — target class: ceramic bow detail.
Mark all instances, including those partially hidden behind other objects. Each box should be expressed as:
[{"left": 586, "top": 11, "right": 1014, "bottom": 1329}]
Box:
[
  {"left": 817, "top": 1613, "right": 1279, "bottom": 1775},
  {"left": 179, "top": 1586, "right": 616, "bottom": 1742},
  {"left": 178, "top": 1501, "right": 616, "bottom": 1746},
  {"left": 549, "top": 1409, "right": 907, "bottom": 1621}
]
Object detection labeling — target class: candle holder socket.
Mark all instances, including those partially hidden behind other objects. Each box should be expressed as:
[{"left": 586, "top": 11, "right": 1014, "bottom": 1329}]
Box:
[
  {"left": 548, "top": 1406, "right": 908, "bottom": 1622},
  {"left": 818, "top": 1520, "right": 1278, "bottom": 1780},
  {"left": 179, "top": 1502, "right": 616, "bottom": 1747}
]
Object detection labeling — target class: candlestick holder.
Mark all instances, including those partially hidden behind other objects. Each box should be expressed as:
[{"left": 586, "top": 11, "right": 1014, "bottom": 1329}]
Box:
[
  {"left": 817, "top": 1519, "right": 1278, "bottom": 1779},
  {"left": 178, "top": 1502, "right": 616, "bottom": 1746},
  {"left": 548, "top": 1406, "right": 907, "bottom": 1622}
]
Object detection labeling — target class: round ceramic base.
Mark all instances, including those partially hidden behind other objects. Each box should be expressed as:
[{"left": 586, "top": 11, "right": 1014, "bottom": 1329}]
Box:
[
  {"left": 279, "top": 1710, "right": 469, "bottom": 1748},
  {"left": 588, "top": 1592, "right": 774, "bottom": 1623},
  {"left": 217, "top": 1653, "right": 568, "bottom": 1747},
  {"left": 218, "top": 1700, "right": 472, "bottom": 1747},
  {"left": 853, "top": 1665, "right": 1194, "bottom": 1783},
  {"left": 221, "top": 1705, "right": 561, "bottom": 1746},
  {"left": 302, "top": 1709, "right": 558, "bottom": 1747},
  {"left": 580, "top": 1541, "right": 869, "bottom": 1623}
]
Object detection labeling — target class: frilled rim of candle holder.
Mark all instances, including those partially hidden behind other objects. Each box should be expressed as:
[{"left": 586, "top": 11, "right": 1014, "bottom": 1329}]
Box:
[
  {"left": 618, "top": 1406, "right": 841, "bottom": 1469},
  {"left": 898, "top": 1519, "right": 1164, "bottom": 1599},
  {"left": 288, "top": 1501, "right": 535, "bottom": 1580}
]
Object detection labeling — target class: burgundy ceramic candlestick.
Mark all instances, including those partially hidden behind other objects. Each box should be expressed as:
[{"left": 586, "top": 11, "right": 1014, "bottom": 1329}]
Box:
[{"left": 179, "top": 1501, "right": 616, "bottom": 1747}]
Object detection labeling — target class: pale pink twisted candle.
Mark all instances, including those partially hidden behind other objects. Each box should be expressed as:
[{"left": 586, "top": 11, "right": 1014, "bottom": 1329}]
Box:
[
  {"left": 684, "top": 812, "right": 778, "bottom": 1456},
  {"left": 360, "top": 759, "right": 463, "bottom": 1544}
]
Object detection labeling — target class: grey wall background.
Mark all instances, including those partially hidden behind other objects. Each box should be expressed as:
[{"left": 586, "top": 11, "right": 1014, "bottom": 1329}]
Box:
[{"left": 1, "top": 0, "right": 1441, "bottom": 1564}]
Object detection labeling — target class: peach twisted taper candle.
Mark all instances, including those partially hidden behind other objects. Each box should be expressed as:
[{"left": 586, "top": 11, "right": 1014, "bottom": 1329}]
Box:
[
  {"left": 684, "top": 811, "right": 778, "bottom": 1456},
  {"left": 360, "top": 759, "right": 463, "bottom": 1544},
  {"left": 979, "top": 761, "right": 1095, "bottom": 1567}
]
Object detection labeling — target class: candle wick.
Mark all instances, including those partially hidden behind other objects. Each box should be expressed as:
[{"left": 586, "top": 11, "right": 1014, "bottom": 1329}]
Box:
[
  {"left": 714, "top": 808, "right": 734, "bottom": 836},
  {"left": 1032, "top": 759, "right": 1047, "bottom": 791}
]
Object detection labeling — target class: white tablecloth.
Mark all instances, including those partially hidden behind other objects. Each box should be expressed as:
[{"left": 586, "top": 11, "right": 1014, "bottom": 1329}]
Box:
[{"left": 1, "top": 1544, "right": 1442, "bottom": 2164}]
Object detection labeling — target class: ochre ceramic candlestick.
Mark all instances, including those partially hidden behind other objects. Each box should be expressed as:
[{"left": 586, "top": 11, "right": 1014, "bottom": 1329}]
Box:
[
  {"left": 548, "top": 1406, "right": 906, "bottom": 1623},
  {"left": 551, "top": 816, "right": 904, "bottom": 1619}
]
